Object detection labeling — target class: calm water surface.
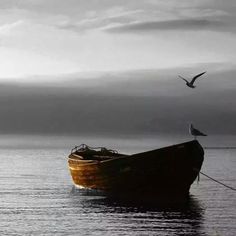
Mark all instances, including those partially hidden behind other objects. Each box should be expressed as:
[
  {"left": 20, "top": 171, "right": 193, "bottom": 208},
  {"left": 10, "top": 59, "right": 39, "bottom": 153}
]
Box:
[{"left": 0, "top": 136, "right": 235, "bottom": 235}]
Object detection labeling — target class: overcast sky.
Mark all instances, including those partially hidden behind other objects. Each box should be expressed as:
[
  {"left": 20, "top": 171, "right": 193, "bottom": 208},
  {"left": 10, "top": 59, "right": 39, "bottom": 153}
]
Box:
[
  {"left": 0, "top": 0, "right": 236, "bottom": 79},
  {"left": 0, "top": 0, "right": 236, "bottom": 138}
]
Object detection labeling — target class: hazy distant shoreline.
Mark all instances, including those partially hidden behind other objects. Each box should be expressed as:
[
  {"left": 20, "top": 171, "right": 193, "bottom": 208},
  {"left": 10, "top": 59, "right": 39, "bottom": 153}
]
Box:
[{"left": 1, "top": 134, "right": 236, "bottom": 152}]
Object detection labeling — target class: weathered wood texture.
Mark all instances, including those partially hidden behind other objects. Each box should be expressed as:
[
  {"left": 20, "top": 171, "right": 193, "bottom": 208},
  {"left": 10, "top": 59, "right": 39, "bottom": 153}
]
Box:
[{"left": 68, "top": 141, "right": 204, "bottom": 197}]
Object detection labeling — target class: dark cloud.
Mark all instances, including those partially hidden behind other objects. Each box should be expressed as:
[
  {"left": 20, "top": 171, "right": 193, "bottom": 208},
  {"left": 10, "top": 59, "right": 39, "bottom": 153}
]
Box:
[
  {"left": 104, "top": 18, "right": 233, "bottom": 33},
  {"left": 0, "top": 66, "right": 236, "bottom": 136}
]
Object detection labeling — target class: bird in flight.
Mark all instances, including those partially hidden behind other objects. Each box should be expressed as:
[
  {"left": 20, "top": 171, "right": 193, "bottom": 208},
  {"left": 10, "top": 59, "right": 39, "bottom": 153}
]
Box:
[
  {"left": 189, "top": 124, "right": 207, "bottom": 140},
  {"left": 179, "top": 71, "right": 206, "bottom": 88}
]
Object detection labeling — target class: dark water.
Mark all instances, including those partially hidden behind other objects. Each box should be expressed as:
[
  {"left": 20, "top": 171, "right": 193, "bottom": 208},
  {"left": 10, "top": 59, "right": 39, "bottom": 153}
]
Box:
[{"left": 0, "top": 137, "right": 235, "bottom": 235}]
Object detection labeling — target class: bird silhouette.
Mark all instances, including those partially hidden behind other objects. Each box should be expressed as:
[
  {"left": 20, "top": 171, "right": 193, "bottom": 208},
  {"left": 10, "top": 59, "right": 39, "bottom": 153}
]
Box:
[
  {"left": 179, "top": 71, "right": 206, "bottom": 88},
  {"left": 189, "top": 124, "right": 207, "bottom": 140}
]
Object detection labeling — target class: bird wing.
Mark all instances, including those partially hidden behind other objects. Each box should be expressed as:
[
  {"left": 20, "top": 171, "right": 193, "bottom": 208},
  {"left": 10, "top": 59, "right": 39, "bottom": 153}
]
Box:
[
  {"left": 193, "top": 128, "right": 207, "bottom": 136},
  {"left": 178, "top": 76, "right": 188, "bottom": 83},
  {"left": 190, "top": 71, "right": 206, "bottom": 84}
]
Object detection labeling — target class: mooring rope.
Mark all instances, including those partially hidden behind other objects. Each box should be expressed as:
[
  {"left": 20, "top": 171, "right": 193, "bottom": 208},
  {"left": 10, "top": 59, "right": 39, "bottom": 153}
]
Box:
[{"left": 200, "top": 171, "right": 236, "bottom": 191}]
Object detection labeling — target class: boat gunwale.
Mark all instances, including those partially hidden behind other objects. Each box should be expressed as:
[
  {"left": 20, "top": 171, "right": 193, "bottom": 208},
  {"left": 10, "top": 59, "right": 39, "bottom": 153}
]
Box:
[
  {"left": 68, "top": 140, "right": 202, "bottom": 166},
  {"left": 68, "top": 153, "right": 127, "bottom": 165}
]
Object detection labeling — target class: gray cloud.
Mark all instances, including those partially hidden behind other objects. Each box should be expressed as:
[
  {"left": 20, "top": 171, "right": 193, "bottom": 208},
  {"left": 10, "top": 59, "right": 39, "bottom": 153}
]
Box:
[
  {"left": 0, "top": 0, "right": 235, "bottom": 37},
  {"left": 0, "top": 65, "right": 236, "bottom": 136},
  {"left": 2, "top": 0, "right": 235, "bottom": 34},
  {"left": 104, "top": 18, "right": 233, "bottom": 33},
  {"left": 57, "top": 13, "right": 135, "bottom": 33}
]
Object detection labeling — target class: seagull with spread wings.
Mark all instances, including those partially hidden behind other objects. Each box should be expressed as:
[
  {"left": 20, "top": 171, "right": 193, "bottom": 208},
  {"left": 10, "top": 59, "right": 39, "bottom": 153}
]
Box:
[{"left": 179, "top": 71, "right": 206, "bottom": 88}]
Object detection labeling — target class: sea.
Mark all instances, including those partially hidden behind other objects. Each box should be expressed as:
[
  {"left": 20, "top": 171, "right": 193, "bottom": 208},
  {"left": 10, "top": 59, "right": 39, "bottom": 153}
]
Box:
[{"left": 0, "top": 135, "right": 235, "bottom": 236}]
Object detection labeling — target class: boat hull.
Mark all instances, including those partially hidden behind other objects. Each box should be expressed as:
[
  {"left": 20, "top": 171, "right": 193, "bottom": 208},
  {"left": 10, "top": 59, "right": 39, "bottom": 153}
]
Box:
[{"left": 68, "top": 140, "right": 204, "bottom": 200}]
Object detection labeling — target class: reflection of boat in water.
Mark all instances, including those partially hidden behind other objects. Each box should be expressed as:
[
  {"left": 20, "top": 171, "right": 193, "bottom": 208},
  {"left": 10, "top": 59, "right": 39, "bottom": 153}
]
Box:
[{"left": 68, "top": 140, "right": 204, "bottom": 203}]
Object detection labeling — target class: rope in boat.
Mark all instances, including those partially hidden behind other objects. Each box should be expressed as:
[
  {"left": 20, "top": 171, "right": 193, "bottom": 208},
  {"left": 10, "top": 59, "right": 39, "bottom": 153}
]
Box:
[
  {"left": 71, "top": 144, "right": 118, "bottom": 154},
  {"left": 200, "top": 171, "right": 236, "bottom": 191}
]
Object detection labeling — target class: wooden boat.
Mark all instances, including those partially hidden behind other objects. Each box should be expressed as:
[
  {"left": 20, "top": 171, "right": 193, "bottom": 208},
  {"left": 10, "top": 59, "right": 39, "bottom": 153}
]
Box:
[{"left": 68, "top": 140, "right": 204, "bottom": 202}]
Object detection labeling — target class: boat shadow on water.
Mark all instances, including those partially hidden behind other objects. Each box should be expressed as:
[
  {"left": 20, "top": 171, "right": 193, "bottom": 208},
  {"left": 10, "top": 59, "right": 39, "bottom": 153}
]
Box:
[
  {"left": 70, "top": 185, "right": 203, "bottom": 210},
  {"left": 70, "top": 187, "right": 205, "bottom": 236}
]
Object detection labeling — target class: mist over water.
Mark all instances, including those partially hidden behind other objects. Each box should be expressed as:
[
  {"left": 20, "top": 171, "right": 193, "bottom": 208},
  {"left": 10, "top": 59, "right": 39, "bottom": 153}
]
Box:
[
  {"left": 0, "top": 67, "right": 236, "bottom": 136},
  {"left": 1, "top": 134, "right": 236, "bottom": 152},
  {"left": 0, "top": 66, "right": 236, "bottom": 236}
]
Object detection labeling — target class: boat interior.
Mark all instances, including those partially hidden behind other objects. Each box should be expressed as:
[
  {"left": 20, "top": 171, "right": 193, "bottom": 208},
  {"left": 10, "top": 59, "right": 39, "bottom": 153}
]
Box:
[{"left": 70, "top": 144, "right": 127, "bottom": 161}]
